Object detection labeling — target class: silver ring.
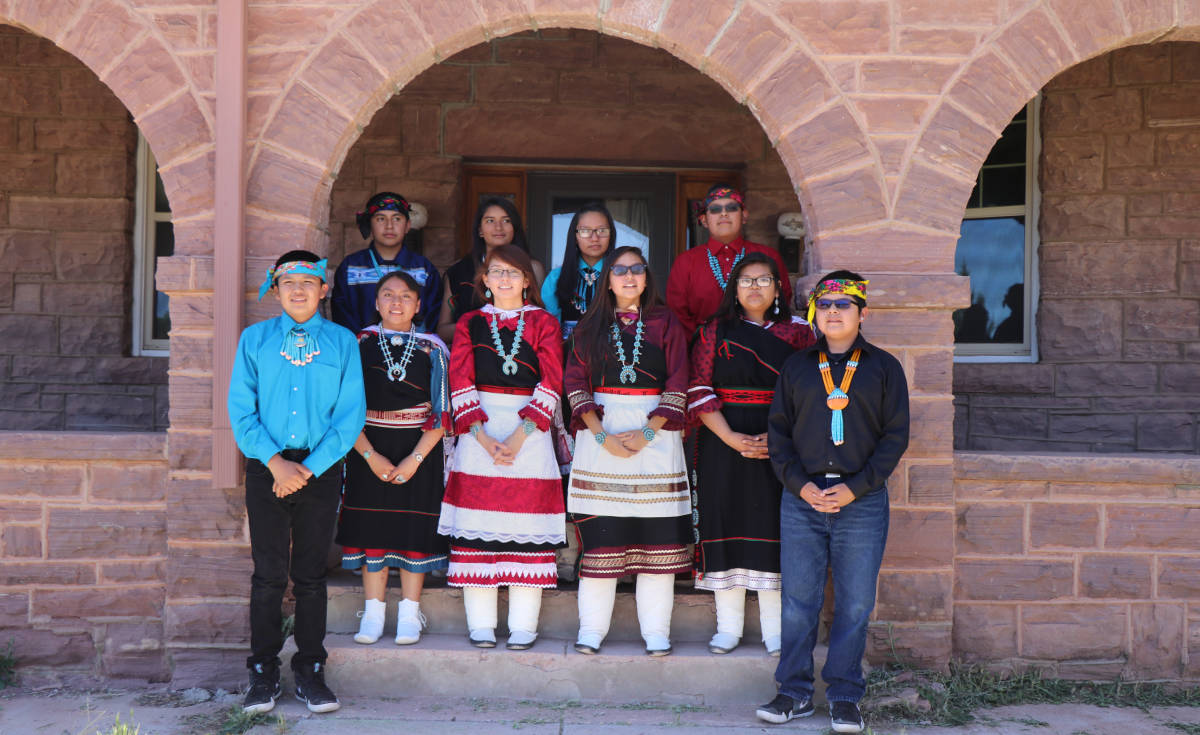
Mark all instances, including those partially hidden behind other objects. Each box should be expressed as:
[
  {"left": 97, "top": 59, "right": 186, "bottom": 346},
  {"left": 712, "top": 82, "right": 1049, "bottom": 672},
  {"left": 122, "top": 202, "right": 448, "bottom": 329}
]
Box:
[{"left": 380, "top": 473, "right": 388, "bottom": 479}]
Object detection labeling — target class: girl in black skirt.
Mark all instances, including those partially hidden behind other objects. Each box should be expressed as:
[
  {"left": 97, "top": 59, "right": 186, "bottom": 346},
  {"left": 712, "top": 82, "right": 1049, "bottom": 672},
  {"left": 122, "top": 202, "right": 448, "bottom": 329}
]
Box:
[
  {"left": 337, "top": 271, "right": 451, "bottom": 646},
  {"left": 687, "top": 253, "right": 813, "bottom": 655}
]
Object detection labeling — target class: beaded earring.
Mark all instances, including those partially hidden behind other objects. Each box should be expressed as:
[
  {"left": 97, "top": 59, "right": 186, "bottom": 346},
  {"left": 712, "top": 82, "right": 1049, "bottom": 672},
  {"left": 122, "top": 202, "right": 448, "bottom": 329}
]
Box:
[
  {"left": 774, "top": 294, "right": 780, "bottom": 315},
  {"left": 522, "top": 287, "right": 527, "bottom": 301}
]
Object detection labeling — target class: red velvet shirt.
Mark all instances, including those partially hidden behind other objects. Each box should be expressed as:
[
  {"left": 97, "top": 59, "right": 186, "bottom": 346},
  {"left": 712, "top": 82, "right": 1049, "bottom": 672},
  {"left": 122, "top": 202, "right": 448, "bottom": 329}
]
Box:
[{"left": 665, "top": 236, "right": 794, "bottom": 337}]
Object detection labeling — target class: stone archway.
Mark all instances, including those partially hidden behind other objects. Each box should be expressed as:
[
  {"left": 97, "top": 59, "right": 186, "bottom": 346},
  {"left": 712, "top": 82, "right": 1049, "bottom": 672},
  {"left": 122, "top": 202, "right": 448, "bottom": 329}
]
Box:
[
  {"left": 242, "top": 0, "right": 880, "bottom": 254},
  {"left": 4, "top": 0, "right": 215, "bottom": 223}
]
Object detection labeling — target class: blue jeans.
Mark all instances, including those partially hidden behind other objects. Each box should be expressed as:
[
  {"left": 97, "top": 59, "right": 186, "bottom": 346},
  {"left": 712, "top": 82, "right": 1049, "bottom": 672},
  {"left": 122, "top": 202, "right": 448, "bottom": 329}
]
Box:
[{"left": 775, "top": 479, "right": 889, "bottom": 703}]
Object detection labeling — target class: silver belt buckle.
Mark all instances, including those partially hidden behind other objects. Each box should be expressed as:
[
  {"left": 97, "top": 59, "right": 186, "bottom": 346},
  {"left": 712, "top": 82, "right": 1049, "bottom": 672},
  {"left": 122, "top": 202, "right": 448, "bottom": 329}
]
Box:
[{"left": 824, "top": 473, "right": 841, "bottom": 479}]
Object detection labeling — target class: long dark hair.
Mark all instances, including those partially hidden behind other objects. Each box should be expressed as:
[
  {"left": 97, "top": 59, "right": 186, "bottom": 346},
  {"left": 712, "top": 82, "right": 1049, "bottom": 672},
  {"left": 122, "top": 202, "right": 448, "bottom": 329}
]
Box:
[
  {"left": 473, "top": 244, "right": 544, "bottom": 308},
  {"left": 470, "top": 196, "right": 529, "bottom": 263},
  {"left": 570, "top": 246, "right": 662, "bottom": 368},
  {"left": 554, "top": 202, "right": 616, "bottom": 313},
  {"left": 707, "top": 252, "right": 793, "bottom": 327}
]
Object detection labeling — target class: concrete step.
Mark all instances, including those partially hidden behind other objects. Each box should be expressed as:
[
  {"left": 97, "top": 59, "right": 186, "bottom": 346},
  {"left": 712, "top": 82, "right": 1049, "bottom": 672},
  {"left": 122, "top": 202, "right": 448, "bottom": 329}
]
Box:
[
  {"left": 326, "top": 573, "right": 767, "bottom": 644},
  {"left": 307, "top": 633, "right": 828, "bottom": 706}
]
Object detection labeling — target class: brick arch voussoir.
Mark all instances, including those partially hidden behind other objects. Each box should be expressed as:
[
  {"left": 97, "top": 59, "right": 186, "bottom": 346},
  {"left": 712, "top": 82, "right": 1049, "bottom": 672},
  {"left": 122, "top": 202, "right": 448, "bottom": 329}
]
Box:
[
  {"left": 4, "top": 0, "right": 214, "bottom": 217},
  {"left": 895, "top": 3, "right": 1199, "bottom": 256}
]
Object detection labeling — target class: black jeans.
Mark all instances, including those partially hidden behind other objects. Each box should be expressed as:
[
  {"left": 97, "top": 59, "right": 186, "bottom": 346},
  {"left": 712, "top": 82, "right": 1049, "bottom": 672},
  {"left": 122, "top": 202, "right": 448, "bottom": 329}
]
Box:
[{"left": 245, "top": 452, "right": 342, "bottom": 672}]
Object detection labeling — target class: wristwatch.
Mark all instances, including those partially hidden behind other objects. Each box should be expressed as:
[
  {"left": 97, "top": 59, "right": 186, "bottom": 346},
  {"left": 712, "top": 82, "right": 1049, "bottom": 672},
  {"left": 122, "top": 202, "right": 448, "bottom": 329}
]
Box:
[
  {"left": 642, "top": 427, "right": 656, "bottom": 442},
  {"left": 522, "top": 418, "right": 537, "bottom": 435},
  {"left": 594, "top": 431, "right": 607, "bottom": 445}
]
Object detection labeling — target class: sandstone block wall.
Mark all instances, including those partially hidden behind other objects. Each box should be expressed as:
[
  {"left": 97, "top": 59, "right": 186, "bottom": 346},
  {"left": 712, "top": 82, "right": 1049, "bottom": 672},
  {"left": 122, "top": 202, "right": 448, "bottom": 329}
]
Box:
[
  {"left": 0, "top": 24, "right": 168, "bottom": 432},
  {"left": 955, "top": 43, "right": 1200, "bottom": 454},
  {"left": 955, "top": 452, "right": 1200, "bottom": 679},
  {"left": 0, "top": 432, "right": 168, "bottom": 683},
  {"left": 327, "top": 30, "right": 798, "bottom": 272}
]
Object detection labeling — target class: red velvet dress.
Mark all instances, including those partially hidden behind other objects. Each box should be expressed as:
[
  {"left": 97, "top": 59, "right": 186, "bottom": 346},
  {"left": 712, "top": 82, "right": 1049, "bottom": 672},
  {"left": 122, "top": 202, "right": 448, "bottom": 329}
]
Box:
[{"left": 665, "top": 236, "right": 794, "bottom": 337}]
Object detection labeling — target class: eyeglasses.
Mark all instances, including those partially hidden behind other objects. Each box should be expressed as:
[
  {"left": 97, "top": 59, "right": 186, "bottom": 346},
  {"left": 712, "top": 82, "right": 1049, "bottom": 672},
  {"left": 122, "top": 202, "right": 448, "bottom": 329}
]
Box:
[
  {"left": 486, "top": 267, "right": 523, "bottom": 281},
  {"left": 815, "top": 298, "right": 857, "bottom": 311},
  {"left": 611, "top": 263, "right": 647, "bottom": 277},
  {"left": 576, "top": 227, "right": 611, "bottom": 238},
  {"left": 736, "top": 275, "right": 775, "bottom": 288},
  {"left": 706, "top": 203, "right": 742, "bottom": 215}
]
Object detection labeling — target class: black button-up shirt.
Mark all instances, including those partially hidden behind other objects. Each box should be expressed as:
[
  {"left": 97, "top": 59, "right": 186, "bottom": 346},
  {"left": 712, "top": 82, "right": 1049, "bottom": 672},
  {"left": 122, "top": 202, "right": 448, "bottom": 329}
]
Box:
[{"left": 768, "top": 334, "right": 909, "bottom": 498}]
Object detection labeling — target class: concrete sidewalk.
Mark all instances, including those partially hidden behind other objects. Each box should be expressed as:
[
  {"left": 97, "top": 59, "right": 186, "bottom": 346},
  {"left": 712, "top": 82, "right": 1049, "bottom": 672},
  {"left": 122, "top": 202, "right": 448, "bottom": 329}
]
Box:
[{"left": 3, "top": 686, "right": 1200, "bottom": 735}]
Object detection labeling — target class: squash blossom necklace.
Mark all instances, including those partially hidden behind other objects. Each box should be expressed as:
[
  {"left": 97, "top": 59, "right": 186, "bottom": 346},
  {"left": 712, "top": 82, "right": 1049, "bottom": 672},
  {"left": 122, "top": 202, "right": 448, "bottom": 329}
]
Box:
[
  {"left": 818, "top": 348, "right": 862, "bottom": 446},
  {"left": 490, "top": 309, "right": 526, "bottom": 376}
]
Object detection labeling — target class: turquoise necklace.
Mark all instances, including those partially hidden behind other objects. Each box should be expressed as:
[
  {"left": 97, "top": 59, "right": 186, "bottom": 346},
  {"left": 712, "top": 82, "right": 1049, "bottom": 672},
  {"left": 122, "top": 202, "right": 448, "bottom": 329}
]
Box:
[
  {"left": 707, "top": 248, "right": 744, "bottom": 290},
  {"left": 281, "top": 327, "right": 320, "bottom": 366},
  {"left": 610, "top": 315, "right": 644, "bottom": 384},
  {"left": 489, "top": 309, "right": 526, "bottom": 376},
  {"left": 379, "top": 326, "right": 417, "bottom": 382}
]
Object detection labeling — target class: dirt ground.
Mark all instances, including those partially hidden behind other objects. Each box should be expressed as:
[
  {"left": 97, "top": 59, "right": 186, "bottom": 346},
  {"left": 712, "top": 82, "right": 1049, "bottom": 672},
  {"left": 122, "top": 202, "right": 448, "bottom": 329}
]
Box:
[{"left": 3, "top": 685, "right": 1200, "bottom": 735}]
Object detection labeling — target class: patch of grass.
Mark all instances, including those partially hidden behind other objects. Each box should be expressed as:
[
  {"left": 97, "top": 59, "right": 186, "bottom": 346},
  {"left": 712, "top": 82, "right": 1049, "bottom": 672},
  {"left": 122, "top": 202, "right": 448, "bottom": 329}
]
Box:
[
  {"left": 1008, "top": 716, "right": 1050, "bottom": 727},
  {"left": 1165, "top": 723, "right": 1200, "bottom": 735},
  {"left": 95, "top": 712, "right": 140, "bottom": 735},
  {"left": 864, "top": 664, "right": 1200, "bottom": 727},
  {"left": 0, "top": 639, "right": 16, "bottom": 690},
  {"left": 183, "top": 705, "right": 283, "bottom": 735}
]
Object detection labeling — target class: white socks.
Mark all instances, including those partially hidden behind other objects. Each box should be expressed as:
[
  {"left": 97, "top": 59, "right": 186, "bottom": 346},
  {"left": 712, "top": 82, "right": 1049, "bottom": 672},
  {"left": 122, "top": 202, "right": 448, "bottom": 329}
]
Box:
[
  {"left": 395, "top": 598, "right": 425, "bottom": 645},
  {"left": 635, "top": 573, "right": 674, "bottom": 651},
  {"left": 507, "top": 586, "right": 543, "bottom": 644},
  {"left": 354, "top": 598, "right": 386, "bottom": 644},
  {"left": 576, "top": 576, "right": 618, "bottom": 649},
  {"left": 464, "top": 586, "right": 499, "bottom": 641},
  {"left": 711, "top": 587, "right": 746, "bottom": 653},
  {"left": 758, "top": 589, "right": 782, "bottom": 654}
]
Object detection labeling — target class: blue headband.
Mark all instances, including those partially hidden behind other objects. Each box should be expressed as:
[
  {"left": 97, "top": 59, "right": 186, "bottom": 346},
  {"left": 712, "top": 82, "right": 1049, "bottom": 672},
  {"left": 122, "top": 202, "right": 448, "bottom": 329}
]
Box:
[{"left": 258, "top": 259, "right": 327, "bottom": 301}]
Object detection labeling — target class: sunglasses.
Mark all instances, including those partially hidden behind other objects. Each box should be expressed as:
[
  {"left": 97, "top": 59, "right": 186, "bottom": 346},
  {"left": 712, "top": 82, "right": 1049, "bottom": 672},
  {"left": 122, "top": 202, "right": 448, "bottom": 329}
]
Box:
[
  {"left": 815, "top": 298, "right": 857, "bottom": 311},
  {"left": 706, "top": 203, "right": 742, "bottom": 215},
  {"left": 611, "top": 263, "right": 647, "bottom": 277}
]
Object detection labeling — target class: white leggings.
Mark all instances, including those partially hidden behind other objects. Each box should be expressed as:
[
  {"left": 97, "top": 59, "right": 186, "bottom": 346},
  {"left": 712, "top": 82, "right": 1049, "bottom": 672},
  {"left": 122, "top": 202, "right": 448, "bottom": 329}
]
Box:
[
  {"left": 463, "top": 586, "right": 543, "bottom": 634},
  {"left": 713, "top": 587, "right": 782, "bottom": 641},
  {"left": 577, "top": 573, "right": 674, "bottom": 644}
]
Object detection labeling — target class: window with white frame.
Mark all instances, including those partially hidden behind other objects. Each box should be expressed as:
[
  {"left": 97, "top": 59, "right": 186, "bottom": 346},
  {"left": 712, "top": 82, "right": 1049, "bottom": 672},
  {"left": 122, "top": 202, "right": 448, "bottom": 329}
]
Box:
[
  {"left": 953, "top": 99, "right": 1039, "bottom": 360},
  {"left": 132, "top": 135, "right": 173, "bottom": 355}
]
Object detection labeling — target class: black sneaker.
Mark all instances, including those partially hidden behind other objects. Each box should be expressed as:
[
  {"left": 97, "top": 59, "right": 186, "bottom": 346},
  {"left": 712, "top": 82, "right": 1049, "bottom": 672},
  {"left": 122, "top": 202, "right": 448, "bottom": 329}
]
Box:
[
  {"left": 830, "top": 701, "right": 865, "bottom": 733},
  {"left": 294, "top": 661, "right": 341, "bottom": 713},
  {"left": 242, "top": 662, "right": 281, "bottom": 714},
  {"left": 755, "top": 693, "right": 814, "bottom": 724}
]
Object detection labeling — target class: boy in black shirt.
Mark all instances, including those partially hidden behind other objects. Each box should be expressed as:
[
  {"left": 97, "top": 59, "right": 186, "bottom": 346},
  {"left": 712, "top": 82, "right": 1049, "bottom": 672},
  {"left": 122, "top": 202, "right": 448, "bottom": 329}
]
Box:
[{"left": 757, "top": 270, "right": 909, "bottom": 733}]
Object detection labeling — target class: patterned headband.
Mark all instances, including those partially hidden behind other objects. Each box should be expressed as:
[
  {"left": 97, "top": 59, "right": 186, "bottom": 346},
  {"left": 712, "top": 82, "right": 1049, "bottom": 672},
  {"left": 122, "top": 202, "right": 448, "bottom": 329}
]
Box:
[
  {"left": 258, "top": 259, "right": 328, "bottom": 301},
  {"left": 806, "top": 278, "right": 869, "bottom": 326},
  {"left": 356, "top": 194, "right": 410, "bottom": 238},
  {"left": 700, "top": 187, "right": 745, "bottom": 213}
]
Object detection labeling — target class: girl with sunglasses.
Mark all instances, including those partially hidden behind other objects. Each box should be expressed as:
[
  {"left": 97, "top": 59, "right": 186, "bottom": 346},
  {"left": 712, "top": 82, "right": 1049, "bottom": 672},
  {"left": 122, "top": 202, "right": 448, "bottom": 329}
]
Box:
[
  {"left": 665, "top": 184, "right": 794, "bottom": 338},
  {"left": 564, "top": 246, "right": 691, "bottom": 656},
  {"left": 438, "top": 245, "right": 565, "bottom": 650},
  {"left": 687, "top": 253, "right": 814, "bottom": 657}
]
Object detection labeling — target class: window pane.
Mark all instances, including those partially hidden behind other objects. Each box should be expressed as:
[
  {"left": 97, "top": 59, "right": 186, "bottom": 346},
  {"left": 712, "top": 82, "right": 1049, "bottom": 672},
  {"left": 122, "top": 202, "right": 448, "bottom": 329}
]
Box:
[
  {"left": 154, "top": 172, "right": 170, "bottom": 213},
  {"left": 954, "top": 216, "right": 1025, "bottom": 344},
  {"left": 980, "top": 165, "right": 1025, "bottom": 207},
  {"left": 152, "top": 291, "right": 171, "bottom": 341},
  {"left": 983, "top": 121, "right": 1025, "bottom": 166},
  {"left": 154, "top": 221, "right": 174, "bottom": 258}
]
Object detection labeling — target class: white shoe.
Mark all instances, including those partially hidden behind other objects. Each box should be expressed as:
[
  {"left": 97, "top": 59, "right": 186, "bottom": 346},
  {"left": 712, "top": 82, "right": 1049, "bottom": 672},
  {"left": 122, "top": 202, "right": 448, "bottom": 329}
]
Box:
[
  {"left": 709, "top": 632, "right": 740, "bottom": 654},
  {"left": 469, "top": 628, "right": 496, "bottom": 648},
  {"left": 764, "top": 635, "right": 781, "bottom": 657},
  {"left": 394, "top": 599, "right": 426, "bottom": 645},
  {"left": 353, "top": 599, "right": 386, "bottom": 644},
  {"left": 506, "top": 629, "right": 538, "bottom": 650}
]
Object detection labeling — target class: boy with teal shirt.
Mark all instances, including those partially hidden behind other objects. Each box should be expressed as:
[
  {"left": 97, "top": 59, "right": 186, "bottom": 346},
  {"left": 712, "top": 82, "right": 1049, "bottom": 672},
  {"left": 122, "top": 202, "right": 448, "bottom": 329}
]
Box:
[{"left": 228, "top": 250, "right": 366, "bottom": 715}]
